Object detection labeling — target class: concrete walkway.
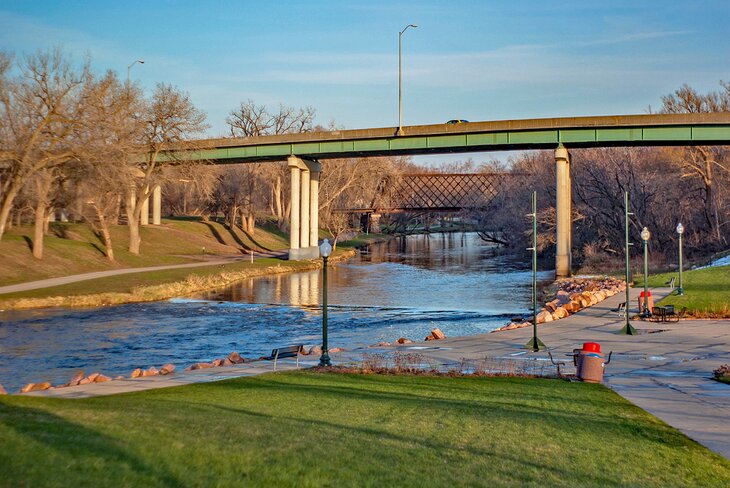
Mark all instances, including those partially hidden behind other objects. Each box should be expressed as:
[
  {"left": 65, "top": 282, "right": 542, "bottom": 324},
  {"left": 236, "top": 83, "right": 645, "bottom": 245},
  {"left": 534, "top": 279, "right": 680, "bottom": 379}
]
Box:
[
  {"left": 0, "top": 255, "right": 251, "bottom": 294},
  {"left": 22, "top": 286, "right": 730, "bottom": 459}
]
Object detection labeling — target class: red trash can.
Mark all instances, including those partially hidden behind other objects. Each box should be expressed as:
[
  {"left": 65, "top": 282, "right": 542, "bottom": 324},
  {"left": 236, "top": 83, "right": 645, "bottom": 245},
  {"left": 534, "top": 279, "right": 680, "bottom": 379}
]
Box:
[{"left": 577, "top": 342, "right": 606, "bottom": 383}]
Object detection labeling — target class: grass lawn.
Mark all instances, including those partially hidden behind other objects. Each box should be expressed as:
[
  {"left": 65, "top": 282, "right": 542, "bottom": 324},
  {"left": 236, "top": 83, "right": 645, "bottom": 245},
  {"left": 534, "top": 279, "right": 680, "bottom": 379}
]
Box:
[
  {"left": 636, "top": 264, "right": 730, "bottom": 316},
  {"left": 1, "top": 372, "right": 728, "bottom": 487}
]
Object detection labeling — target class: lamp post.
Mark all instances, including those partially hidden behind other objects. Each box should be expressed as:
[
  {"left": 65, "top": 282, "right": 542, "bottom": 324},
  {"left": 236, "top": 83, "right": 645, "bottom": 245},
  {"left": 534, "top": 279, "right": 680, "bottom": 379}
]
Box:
[
  {"left": 640, "top": 227, "right": 651, "bottom": 317},
  {"left": 619, "top": 191, "right": 637, "bottom": 335},
  {"left": 676, "top": 223, "right": 684, "bottom": 295},
  {"left": 524, "top": 191, "right": 545, "bottom": 351},
  {"left": 127, "top": 59, "right": 144, "bottom": 84},
  {"left": 398, "top": 24, "right": 417, "bottom": 136},
  {"left": 319, "top": 238, "right": 333, "bottom": 367}
]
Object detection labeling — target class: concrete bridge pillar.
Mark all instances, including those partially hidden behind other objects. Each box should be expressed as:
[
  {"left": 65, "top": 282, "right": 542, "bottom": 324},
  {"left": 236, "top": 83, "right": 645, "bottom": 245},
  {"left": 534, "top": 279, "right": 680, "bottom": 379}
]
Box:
[
  {"left": 288, "top": 156, "right": 321, "bottom": 260},
  {"left": 140, "top": 186, "right": 150, "bottom": 226},
  {"left": 152, "top": 185, "right": 162, "bottom": 225},
  {"left": 555, "top": 145, "right": 572, "bottom": 278}
]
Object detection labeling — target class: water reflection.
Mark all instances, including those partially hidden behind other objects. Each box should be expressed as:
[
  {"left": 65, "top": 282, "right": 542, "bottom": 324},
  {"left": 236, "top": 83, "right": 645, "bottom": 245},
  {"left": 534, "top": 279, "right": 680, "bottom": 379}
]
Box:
[{"left": 0, "top": 232, "right": 550, "bottom": 393}]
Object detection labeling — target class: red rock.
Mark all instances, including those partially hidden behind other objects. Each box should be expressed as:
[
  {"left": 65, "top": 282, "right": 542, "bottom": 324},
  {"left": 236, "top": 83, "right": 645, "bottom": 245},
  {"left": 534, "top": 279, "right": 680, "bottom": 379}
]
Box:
[
  {"left": 222, "top": 358, "right": 234, "bottom": 366},
  {"left": 554, "top": 306, "right": 568, "bottom": 319},
  {"left": 329, "top": 347, "right": 345, "bottom": 353},
  {"left": 308, "top": 345, "right": 323, "bottom": 356},
  {"left": 0, "top": 384, "right": 6, "bottom": 395},
  {"left": 430, "top": 328, "right": 446, "bottom": 340},
  {"left": 396, "top": 337, "right": 412, "bottom": 344},
  {"left": 211, "top": 359, "right": 224, "bottom": 367},
  {"left": 67, "top": 371, "right": 85, "bottom": 387},
  {"left": 94, "top": 374, "right": 111, "bottom": 383},
  {"left": 115, "top": 376, "right": 125, "bottom": 380},
  {"left": 78, "top": 378, "right": 92, "bottom": 385},
  {"left": 21, "top": 382, "right": 51, "bottom": 393},
  {"left": 227, "top": 352, "right": 245, "bottom": 364},
  {"left": 130, "top": 368, "right": 142, "bottom": 378},
  {"left": 160, "top": 364, "right": 176, "bottom": 375},
  {"left": 545, "top": 302, "right": 557, "bottom": 312},
  {"left": 536, "top": 310, "right": 553, "bottom": 324},
  {"left": 87, "top": 373, "right": 101, "bottom": 382},
  {"left": 372, "top": 341, "right": 391, "bottom": 347},
  {"left": 141, "top": 367, "right": 158, "bottom": 377},
  {"left": 187, "top": 362, "right": 214, "bottom": 371}
]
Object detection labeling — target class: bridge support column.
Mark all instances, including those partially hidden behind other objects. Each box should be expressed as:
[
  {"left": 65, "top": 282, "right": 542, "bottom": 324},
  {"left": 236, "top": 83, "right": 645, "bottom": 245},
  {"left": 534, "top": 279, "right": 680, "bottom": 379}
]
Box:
[
  {"left": 555, "top": 145, "right": 572, "bottom": 278},
  {"left": 288, "top": 156, "right": 321, "bottom": 260},
  {"left": 152, "top": 185, "right": 161, "bottom": 225}
]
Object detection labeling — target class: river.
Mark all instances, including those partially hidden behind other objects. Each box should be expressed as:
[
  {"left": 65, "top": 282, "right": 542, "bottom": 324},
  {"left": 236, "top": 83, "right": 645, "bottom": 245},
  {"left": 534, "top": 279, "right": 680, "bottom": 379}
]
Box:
[{"left": 0, "top": 232, "right": 552, "bottom": 392}]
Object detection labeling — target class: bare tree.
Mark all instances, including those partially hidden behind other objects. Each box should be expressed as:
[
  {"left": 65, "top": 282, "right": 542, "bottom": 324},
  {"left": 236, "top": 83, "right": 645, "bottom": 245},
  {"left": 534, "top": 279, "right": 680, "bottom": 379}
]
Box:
[
  {"left": 0, "top": 49, "right": 86, "bottom": 245},
  {"left": 128, "top": 83, "right": 208, "bottom": 254},
  {"left": 227, "top": 100, "right": 316, "bottom": 137},
  {"left": 657, "top": 82, "right": 730, "bottom": 244}
]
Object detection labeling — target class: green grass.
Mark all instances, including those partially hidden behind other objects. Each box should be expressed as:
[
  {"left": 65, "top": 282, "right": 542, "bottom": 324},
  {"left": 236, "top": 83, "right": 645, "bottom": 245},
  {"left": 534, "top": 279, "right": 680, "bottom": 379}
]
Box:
[
  {"left": 636, "top": 264, "right": 730, "bottom": 316},
  {"left": 1, "top": 372, "right": 728, "bottom": 487},
  {"left": 0, "top": 218, "right": 291, "bottom": 287}
]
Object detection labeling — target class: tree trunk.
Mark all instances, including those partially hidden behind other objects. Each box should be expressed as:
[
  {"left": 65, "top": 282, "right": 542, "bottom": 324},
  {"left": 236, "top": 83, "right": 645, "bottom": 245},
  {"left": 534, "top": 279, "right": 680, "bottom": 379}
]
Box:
[
  {"left": 126, "top": 189, "right": 141, "bottom": 254},
  {"left": 94, "top": 205, "right": 115, "bottom": 262},
  {"left": 32, "top": 200, "right": 46, "bottom": 259},
  {"left": 0, "top": 182, "right": 21, "bottom": 241}
]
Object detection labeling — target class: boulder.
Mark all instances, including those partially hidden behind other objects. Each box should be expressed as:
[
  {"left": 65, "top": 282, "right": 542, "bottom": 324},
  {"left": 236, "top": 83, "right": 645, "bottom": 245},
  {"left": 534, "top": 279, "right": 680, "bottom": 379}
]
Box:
[
  {"left": 160, "top": 364, "right": 176, "bottom": 375},
  {"left": 87, "top": 373, "right": 101, "bottom": 382},
  {"left": 115, "top": 376, "right": 125, "bottom": 380},
  {"left": 78, "top": 377, "right": 92, "bottom": 385},
  {"left": 0, "top": 384, "right": 6, "bottom": 395},
  {"left": 222, "top": 358, "right": 234, "bottom": 366},
  {"left": 141, "top": 367, "right": 158, "bottom": 377},
  {"left": 329, "top": 347, "right": 345, "bottom": 353},
  {"left": 551, "top": 312, "right": 561, "bottom": 321},
  {"left": 227, "top": 352, "right": 245, "bottom": 364},
  {"left": 130, "top": 368, "right": 142, "bottom": 378},
  {"left": 396, "top": 337, "right": 412, "bottom": 344},
  {"left": 589, "top": 294, "right": 599, "bottom": 305},
  {"left": 186, "top": 362, "right": 214, "bottom": 371},
  {"left": 595, "top": 290, "right": 606, "bottom": 301},
  {"left": 556, "top": 290, "right": 572, "bottom": 305},
  {"left": 553, "top": 306, "right": 568, "bottom": 319},
  {"left": 94, "top": 374, "right": 111, "bottom": 383},
  {"left": 430, "top": 328, "right": 446, "bottom": 340},
  {"left": 67, "top": 371, "right": 85, "bottom": 387},
  {"left": 211, "top": 359, "right": 224, "bottom": 367},
  {"left": 308, "top": 345, "right": 323, "bottom": 356},
  {"left": 536, "top": 310, "right": 553, "bottom": 324},
  {"left": 371, "top": 341, "right": 391, "bottom": 347},
  {"left": 544, "top": 302, "right": 557, "bottom": 312},
  {"left": 21, "top": 382, "right": 51, "bottom": 393}
]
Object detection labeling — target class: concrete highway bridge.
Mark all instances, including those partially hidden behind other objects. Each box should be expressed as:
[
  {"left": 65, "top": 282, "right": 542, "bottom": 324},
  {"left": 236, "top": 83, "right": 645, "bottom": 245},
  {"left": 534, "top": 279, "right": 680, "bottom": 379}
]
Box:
[{"left": 160, "top": 113, "right": 730, "bottom": 276}]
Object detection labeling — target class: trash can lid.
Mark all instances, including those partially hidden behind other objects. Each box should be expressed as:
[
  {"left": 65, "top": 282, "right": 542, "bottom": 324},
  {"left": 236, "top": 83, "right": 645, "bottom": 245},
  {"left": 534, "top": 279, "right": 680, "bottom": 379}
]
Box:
[
  {"left": 582, "top": 342, "right": 601, "bottom": 353},
  {"left": 639, "top": 290, "right": 652, "bottom": 297}
]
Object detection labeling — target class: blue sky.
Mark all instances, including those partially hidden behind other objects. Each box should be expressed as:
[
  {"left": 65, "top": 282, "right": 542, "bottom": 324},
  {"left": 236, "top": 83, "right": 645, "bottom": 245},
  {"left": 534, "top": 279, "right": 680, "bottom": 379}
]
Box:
[{"left": 1, "top": 0, "right": 729, "bottom": 160}]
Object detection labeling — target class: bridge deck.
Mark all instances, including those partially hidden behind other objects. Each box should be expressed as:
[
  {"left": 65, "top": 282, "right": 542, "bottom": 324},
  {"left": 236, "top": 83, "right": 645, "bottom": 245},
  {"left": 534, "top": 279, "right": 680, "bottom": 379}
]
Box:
[{"left": 162, "top": 113, "right": 730, "bottom": 164}]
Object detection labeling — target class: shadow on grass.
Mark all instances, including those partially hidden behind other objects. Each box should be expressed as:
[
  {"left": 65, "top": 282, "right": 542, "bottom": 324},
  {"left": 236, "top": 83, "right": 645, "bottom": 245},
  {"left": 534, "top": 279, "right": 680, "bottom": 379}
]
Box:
[{"left": 0, "top": 402, "right": 183, "bottom": 487}]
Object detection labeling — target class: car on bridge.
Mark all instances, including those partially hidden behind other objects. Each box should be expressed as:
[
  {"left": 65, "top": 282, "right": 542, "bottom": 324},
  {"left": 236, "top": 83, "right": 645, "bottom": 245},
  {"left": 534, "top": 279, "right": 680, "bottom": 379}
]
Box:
[{"left": 446, "top": 119, "right": 469, "bottom": 124}]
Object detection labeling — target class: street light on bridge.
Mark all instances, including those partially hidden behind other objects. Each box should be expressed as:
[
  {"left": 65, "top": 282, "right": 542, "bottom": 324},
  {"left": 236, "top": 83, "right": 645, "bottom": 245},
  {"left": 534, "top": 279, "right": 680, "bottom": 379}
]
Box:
[
  {"left": 127, "top": 59, "right": 144, "bottom": 85},
  {"left": 398, "top": 24, "right": 417, "bottom": 136}
]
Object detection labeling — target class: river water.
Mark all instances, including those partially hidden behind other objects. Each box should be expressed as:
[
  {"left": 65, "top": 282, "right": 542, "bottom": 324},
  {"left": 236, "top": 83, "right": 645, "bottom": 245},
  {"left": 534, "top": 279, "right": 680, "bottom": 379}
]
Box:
[{"left": 0, "top": 232, "right": 551, "bottom": 392}]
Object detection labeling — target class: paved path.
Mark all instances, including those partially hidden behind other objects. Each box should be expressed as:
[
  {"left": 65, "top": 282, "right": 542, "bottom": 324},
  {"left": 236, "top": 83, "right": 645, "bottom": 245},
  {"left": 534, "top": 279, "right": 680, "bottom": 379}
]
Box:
[
  {"left": 22, "top": 286, "right": 730, "bottom": 459},
  {"left": 0, "top": 254, "right": 278, "bottom": 294}
]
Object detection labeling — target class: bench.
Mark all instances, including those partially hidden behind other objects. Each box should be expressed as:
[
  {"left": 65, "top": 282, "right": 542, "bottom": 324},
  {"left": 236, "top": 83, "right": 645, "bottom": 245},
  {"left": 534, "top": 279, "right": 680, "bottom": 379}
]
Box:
[
  {"left": 665, "top": 277, "right": 676, "bottom": 289},
  {"left": 264, "top": 345, "right": 303, "bottom": 371},
  {"left": 612, "top": 302, "right": 626, "bottom": 317}
]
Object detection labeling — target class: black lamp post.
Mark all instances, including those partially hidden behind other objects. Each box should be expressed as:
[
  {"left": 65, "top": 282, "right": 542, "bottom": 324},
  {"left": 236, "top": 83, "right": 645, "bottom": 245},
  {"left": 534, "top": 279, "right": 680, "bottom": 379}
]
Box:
[
  {"left": 524, "top": 191, "right": 545, "bottom": 351},
  {"left": 640, "top": 227, "right": 651, "bottom": 317},
  {"left": 676, "top": 223, "right": 684, "bottom": 295},
  {"left": 319, "top": 238, "right": 332, "bottom": 367},
  {"left": 619, "top": 192, "right": 637, "bottom": 335}
]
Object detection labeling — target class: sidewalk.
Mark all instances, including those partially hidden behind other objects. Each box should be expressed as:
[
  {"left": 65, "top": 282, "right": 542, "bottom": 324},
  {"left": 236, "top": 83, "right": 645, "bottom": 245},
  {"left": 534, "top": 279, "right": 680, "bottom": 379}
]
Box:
[{"left": 23, "top": 286, "right": 730, "bottom": 459}]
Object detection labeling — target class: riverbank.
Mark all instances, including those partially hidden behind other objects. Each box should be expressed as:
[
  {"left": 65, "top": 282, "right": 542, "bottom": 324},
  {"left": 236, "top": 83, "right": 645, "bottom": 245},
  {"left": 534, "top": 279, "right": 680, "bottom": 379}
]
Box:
[{"left": 0, "top": 248, "right": 357, "bottom": 310}]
